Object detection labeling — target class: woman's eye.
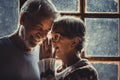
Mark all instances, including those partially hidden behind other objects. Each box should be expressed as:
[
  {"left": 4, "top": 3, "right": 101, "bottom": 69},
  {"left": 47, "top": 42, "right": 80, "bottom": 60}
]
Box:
[
  {"left": 53, "top": 35, "right": 60, "bottom": 41},
  {"left": 52, "top": 33, "right": 61, "bottom": 42},
  {"left": 54, "top": 35, "right": 58, "bottom": 40}
]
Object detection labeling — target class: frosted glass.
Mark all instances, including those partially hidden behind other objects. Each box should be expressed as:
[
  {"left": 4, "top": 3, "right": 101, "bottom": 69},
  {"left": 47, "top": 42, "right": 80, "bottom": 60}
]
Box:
[
  {"left": 51, "top": 0, "right": 78, "bottom": 12},
  {"left": 92, "top": 63, "right": 118, "bottom": 80},
  {"left": 0, "top": 0, "right": 19, "bottom": 37},
  {"left": 85, "top": 18, "right": 119, "bottom": 57},
  {"left": 86, "top": 0, "right": 118, "bottom": 12}
]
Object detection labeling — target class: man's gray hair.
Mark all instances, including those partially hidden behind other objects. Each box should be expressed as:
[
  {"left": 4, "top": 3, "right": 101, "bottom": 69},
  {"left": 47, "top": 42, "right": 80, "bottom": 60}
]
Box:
[{"left": 21, "top": 0, "right": 59, "bottom": 20}]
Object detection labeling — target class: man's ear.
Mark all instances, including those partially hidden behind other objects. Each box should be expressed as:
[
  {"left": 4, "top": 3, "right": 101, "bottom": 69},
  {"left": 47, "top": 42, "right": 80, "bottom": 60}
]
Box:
[
  {"left": 71, "top": 37, "right": 81, "bottom": 48},
  {"left": 20, "top": 12, "right": 28, "bottom": 25}
]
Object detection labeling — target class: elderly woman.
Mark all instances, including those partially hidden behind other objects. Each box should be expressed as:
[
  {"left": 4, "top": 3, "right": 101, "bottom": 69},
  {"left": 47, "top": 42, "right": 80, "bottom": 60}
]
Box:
[
  {"left": 51, "top": 16, "right": 98, "bottom": 80},
  {"left": 39, "top": 16, "right": 99, "bottom": 80}
]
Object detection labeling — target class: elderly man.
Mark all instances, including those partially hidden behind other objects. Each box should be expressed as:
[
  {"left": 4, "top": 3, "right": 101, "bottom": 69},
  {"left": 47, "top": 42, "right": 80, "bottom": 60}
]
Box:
[{"left": 0, "top": 0, "right": 58, "bottom": 80}]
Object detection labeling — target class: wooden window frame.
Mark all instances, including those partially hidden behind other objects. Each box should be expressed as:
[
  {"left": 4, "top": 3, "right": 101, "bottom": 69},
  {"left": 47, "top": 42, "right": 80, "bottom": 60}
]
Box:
[{"left": 61, "top": 0, "right": 120, "bottom": 80}]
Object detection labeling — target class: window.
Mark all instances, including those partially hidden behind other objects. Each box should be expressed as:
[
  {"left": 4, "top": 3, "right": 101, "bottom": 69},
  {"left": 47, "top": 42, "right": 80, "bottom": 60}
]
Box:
[
  {"left": 51, "top": 0, "right": 120, "bottom": 80},
  {"left": 0, "top": 0, "right": 19, "bottom": 37}
]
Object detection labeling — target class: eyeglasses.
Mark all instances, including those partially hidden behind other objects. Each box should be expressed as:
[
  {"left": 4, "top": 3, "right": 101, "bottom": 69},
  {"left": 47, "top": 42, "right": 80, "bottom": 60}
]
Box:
[{"left": 51, "top": 33, "right": 62, "bottom": 42}]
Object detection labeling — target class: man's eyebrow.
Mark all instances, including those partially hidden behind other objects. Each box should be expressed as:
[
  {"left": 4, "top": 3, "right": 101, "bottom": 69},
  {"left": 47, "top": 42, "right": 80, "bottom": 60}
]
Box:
[
  {"left": 36, "top": 24, "right": 43, "bottom": 27},
  {"left": 34, "top": 24, "right": 43, "bottom": 29}
]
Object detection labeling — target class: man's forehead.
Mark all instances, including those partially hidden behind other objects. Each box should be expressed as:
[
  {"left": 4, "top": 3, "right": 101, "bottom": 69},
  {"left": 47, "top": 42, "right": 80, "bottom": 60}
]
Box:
[{"left": 42, "top": 20, "right": 53, "bottom": 29}]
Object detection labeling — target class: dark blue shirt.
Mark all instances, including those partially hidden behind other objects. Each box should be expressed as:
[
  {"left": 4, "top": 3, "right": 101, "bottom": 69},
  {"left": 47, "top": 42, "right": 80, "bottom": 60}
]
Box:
[{"left": 0, "top": 37, "right": 40, "bottom": 80}]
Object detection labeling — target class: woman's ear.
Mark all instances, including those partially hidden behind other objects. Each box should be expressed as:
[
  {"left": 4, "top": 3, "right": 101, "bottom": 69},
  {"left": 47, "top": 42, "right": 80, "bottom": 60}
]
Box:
[{"left": 71, "top": 37, "right": 81, "bottom": 48}]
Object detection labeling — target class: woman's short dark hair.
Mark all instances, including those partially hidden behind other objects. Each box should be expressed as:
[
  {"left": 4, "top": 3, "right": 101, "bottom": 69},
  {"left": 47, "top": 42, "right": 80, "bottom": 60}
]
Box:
[{"left": 52, "top": 16, "right": 86, "bottom": 51}]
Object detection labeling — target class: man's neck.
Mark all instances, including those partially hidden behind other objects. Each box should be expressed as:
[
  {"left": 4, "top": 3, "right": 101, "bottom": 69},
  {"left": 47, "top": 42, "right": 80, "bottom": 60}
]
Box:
[{"left": 9, "top": 32, "right": 33, "bottom": 52}]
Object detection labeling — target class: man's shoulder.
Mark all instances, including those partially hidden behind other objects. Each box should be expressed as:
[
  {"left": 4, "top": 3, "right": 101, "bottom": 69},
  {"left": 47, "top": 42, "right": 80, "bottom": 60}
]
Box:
[
  {"left": 0, "top": 36, "right": 7, "bottom": 40},
  {"left": 0, "top": 36, "right": 10, "bottom": 47}
]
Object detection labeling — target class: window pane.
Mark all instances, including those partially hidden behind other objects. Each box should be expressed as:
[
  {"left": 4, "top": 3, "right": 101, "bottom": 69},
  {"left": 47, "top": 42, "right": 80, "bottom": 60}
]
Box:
[
  {"left": 51, "top": 0, "right": 78, "bottom": 12},
  {"left": 92, "top": 62, "right": 118, "bottom": 80},
  {"left": 0, "top": 0, "right": 19, "bottom": 37},
  {"left": 86, "top": 0, "right": 118, "bottom": 12},
  {"left": 85, "top": 18, "right": 119, "bottom": 57}
]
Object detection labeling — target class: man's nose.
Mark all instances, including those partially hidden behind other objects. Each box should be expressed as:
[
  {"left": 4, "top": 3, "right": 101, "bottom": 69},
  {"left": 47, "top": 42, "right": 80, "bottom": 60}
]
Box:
[
  {"left": 35, "top": 32, "right": 47, "bottom": 39},
  {"left": 35, "top": 32, "right": 41, "bottom": 39}
]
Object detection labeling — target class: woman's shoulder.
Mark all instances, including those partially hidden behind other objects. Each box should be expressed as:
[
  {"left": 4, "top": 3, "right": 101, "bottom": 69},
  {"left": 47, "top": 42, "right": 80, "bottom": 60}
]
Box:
[
  {"left": 75, "top": 64, "right": 97, "bottom": 76},
  {"left": 56, "top": 59, "right": 99, "bottom": 80},
  {"left": 64, "top": 59, "right": 99, "bottom": 80}
]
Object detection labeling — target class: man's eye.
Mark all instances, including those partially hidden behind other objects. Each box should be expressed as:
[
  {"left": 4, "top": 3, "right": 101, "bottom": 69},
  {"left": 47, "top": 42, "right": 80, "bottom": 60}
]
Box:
[
  {"left": 36, "top": 27, "right": 43, "bottom": 31},
  {"left": 44, "top": 30, "right": 49, "bottom": 33}
]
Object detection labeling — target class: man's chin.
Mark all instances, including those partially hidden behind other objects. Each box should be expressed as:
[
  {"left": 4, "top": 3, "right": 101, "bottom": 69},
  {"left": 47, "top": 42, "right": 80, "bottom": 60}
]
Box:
[
  {"left": 25, "top": 42, "right": 37, "bottom": 50},
  {"left": 29, "top": 41, "right": 43, "bottom": 47},
  {"left": 25, "top": 40, "right": 43, "bottom": 50},
  {"left": 30, "top": 42, "right": 38, "bottom": 48}
]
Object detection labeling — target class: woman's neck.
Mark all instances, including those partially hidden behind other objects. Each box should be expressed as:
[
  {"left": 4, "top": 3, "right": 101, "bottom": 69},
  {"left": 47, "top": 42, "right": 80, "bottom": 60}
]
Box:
[{"left": 62, "top": 51, "right": 81, "bottom": 67}]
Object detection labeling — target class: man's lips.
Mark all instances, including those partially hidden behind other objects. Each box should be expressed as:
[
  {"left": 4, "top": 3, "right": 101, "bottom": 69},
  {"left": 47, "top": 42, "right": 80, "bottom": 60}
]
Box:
[
  {"left": 30, "top": 37, "right": 41, "bottom": 45},
  {"left": 32, "top": 38, "right": 40, "bottom": 42},
  {"left": 32, "top": 34, "right": 43, "bottom": 43}
]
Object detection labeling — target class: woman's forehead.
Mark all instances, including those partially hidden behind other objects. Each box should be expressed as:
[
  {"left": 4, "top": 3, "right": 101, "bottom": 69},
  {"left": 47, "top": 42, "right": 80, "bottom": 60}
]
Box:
[
  {"left": 51, "top": 31, "right": 60, "bottom": 35},
  {"left": 52, "top": 27, "right": 65, "bottom": 34}
]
